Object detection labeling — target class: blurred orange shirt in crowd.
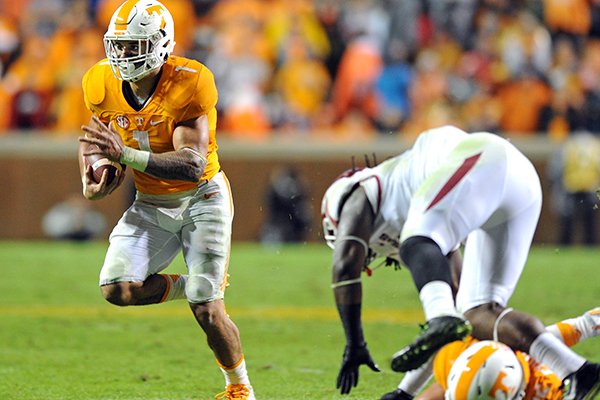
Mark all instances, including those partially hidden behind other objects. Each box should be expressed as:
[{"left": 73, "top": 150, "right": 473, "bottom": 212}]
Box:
[
  {"left": 543, "top": 0, "right": 591, "bottom": 35},
  {"left": 496, "top": 76, "right": 552, "bottom": 134}
]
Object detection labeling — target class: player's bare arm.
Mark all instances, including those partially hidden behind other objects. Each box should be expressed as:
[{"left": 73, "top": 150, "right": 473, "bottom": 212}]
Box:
[
  {"left": 332, "top": 187, "right": 380, "bottom": 395},
  {"left": 145, "top": 115, "right": 209, "bottom": 181},
  {"left": 80, "top": 115, "right": 209, "bottom": 182},
  {"left": 332, "top": 186, "right": 375, "bottom": 307}
]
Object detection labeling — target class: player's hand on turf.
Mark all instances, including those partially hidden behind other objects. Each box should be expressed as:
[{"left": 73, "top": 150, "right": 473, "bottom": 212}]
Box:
[
  {"left": 80, "top": 116, "right": 125, "bottom": 162},
  {"left": 336, "top": 343, "right": 380, "bottom": 395}
]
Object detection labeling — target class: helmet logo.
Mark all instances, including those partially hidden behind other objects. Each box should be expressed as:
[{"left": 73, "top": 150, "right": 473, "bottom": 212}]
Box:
[
  {"left": 488, "top": 371, "right": 513, "bottom": 398},
  {"left": 446, "top": 340, "right": 526, "bottom": 400},
  {"left": 146, "top": 5, "right": 166, "bottom": 28}
]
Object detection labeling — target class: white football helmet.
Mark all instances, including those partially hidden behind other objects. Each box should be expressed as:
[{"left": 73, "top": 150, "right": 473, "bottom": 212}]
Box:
[
  {"left": 104, "top": 0, "right": 175, "bottom": 82},
  {"left": 321, "top": 168, "right": 373, "bottom": 249},
  {"left": 445, "top": 341, "right": 527, "bottom": 400}
]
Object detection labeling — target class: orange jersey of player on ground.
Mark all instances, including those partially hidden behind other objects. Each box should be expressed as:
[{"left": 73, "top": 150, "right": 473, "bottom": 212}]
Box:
[
  {"left": 82, "top": 55, "right": 219, "bottom": 195},
  {"left": 433, "top": 337, "right": 564, "bottom": 400}
]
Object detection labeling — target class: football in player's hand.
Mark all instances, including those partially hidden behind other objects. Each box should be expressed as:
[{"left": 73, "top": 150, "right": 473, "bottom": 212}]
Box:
[{"left": 85, "top": 144, "right": 125, "bottom": 185}]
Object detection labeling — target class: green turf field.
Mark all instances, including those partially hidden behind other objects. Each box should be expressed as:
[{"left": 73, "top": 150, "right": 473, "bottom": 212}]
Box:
[{"left": 0, "top": 242, "right": 598, "bottom": 400}]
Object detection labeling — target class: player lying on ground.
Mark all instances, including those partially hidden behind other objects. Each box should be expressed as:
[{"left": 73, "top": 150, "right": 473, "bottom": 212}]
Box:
[{"left": 381, "top": 307, "right": 600, "bottom": 400}]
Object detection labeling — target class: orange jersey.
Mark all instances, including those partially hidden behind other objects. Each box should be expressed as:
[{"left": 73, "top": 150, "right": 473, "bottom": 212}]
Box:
[
  {"left": 433, "top": 337, "right": 564, "bottom": 400},
  {"left": 82, "top": 56, "right": 220, "bottom": 195}
]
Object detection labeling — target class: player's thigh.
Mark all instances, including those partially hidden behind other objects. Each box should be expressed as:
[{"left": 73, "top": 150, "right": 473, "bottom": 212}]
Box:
[
  {"left": 455, "top": 206, "right": 539, "bottom": 314},
  {"left": 99, "top": 204, "right": 182, "bottom": 284},
  {"left": 401, "top": 143, "right": 507, "bottom": 254},
  {"left": 182, "top": 174, "right": 233, "bottom": 303}
]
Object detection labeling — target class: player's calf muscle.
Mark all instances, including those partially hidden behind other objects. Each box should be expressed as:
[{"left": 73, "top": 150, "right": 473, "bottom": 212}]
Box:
[{"left": 465, "top": 304, "right": 545, "bottom": 352}]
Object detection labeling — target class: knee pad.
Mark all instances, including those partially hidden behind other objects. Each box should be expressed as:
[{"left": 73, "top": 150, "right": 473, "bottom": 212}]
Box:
[{"left": 185, "top": 274, "right": 223, "bottom": 303}]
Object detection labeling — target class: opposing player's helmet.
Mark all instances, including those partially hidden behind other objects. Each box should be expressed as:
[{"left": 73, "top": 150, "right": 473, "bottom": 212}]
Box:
[
  {"left": 446, "top": 341, "right": 527, "bottom": 400},
  {"left": 104, "top": 0, "right": 175, "bottom": 82},
  {"left": 321, "top": 168, "right": 372, "bottom": 249}
]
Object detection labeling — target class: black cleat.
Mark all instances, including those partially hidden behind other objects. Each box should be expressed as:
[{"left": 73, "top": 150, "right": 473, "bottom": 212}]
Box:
[
  {"left": 380, "top": 388, "right": 414, "bottom": 400},
  {"left": 562, "top": 362, "right": 600, "bottom": 400},
  {"left": 391, "top": 315, "right": 472, "bottom": 372}
]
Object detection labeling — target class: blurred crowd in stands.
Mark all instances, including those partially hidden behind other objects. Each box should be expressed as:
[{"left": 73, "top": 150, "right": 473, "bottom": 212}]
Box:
[{"left": 2, "top": 0, "right": 600, "bottom": 141}]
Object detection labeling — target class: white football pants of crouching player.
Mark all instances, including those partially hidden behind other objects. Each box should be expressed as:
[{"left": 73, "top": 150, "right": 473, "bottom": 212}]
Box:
[
  {"left": 400, "top": 133, "right": 542, "bottom": 319},
  {"left": 98, "top": 170, "right": 254, "bottom": 396},
  {"left": 398, "top": 133, "right": 588, "bottom": 385}
]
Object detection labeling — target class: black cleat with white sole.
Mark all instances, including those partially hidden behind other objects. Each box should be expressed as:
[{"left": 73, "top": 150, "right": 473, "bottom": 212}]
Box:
[
  {"left": 562, "top": 362, "right": 600, "bottom": 400},
  {"left": 380, "top": 388, "right": 414, "bottom": 400},
  {"left": 391, "top": 315, "right": 472, "bottom": 373}
]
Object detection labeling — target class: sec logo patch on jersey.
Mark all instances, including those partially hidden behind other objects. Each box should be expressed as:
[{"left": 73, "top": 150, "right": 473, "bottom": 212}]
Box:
[{"left": 115, "top": 115, "right": 130, "bottom": 129}]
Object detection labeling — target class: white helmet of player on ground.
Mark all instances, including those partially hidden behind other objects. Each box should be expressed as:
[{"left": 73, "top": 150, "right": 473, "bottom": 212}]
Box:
[
  {"left": 321, "top": 168, "right": 375, "bottom": 249},
  {"left": 445, "top": 340, "right": 527, "bottom": 400},
  {"left": 104, "top": 0, "right": 175, "bottom": 82}
]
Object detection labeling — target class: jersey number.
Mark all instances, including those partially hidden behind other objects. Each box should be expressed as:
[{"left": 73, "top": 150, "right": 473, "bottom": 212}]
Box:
[{"left": 133, "top": 130, "right": 152, "bottom": 152}]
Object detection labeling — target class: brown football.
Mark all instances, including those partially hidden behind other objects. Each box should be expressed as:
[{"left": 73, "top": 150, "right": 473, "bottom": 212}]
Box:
[{"left": 85, "top": 144, "right": 125, "bottom": 185}]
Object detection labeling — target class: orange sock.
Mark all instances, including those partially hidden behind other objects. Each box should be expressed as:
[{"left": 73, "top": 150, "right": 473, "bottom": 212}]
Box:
[
  {"left": 553, "top": 322, "right": 582, "bottom": 347},
  {"left": 546, "top": 309, "right": 599, "bottom": 347}
]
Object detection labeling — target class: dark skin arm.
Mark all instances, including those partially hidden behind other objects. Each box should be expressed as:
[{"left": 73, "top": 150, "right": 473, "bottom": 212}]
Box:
[
  {"left": 332, "top": 188, "right": 463, "bottom": 396},
  {"left": 331, "top": 187, "right": 381, "bottom": 395},
  {"left": 332, "top": 186, "right": 374, "bottom": 325}
]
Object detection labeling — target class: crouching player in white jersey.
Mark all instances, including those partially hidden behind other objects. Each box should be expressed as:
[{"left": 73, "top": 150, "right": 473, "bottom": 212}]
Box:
[
  {"left": 321, "top": 125, "right": 600, "bottom": 399},
  {"left": 381, "top": 307, "right": 600, "bottom": 400}
]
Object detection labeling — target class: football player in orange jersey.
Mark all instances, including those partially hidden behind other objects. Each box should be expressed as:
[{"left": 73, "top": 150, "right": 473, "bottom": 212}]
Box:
[
  {"left": 77, "top": 1, "right": 254, "bottom": 399},
  {"left": 380, "top": 307, "right": 600, "bottom": 400}
]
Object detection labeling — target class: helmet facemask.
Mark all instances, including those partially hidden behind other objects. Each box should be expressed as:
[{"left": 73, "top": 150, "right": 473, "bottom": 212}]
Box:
[
  {"left": 321, "top": 168, "right": 368, "bottom": 249},
  {"left": 322, "top": 214, "right": 338, "bottom": 249}
]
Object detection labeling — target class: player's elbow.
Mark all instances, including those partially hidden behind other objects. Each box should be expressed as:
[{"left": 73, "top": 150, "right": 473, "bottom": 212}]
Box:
[
  {"left": 190, "top": 158, "right": 205, "bottom": 180},
  {"left": 174, "top": 161, "right": 203, "bottom": 182},
  {"left": 332, "top": 260, "right": 359, "bottom": 283},
  {"left": 180, "top": 153, "right": 206, "bottom": 182}
]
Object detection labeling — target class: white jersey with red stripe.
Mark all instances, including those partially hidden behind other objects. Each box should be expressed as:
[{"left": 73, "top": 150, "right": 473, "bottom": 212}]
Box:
[
  {"left": 355, "top": 125, "right": 542, "bottom": 311},
  {"left": 354, "top": 125, "right": 470, "bottom": 262}
]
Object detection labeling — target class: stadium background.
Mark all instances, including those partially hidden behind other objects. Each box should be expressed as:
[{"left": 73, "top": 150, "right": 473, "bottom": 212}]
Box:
[
  {"left": 1, "top": 0, "right": 600, "bottom": 244},
  {"left": 1, "top": 3, "right": 600, "bottom": 399}
]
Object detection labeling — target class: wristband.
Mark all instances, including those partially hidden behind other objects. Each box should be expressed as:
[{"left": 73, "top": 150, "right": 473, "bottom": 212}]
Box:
[{"left": 120, "top": 146, "right": 149, "bottom": 171}]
